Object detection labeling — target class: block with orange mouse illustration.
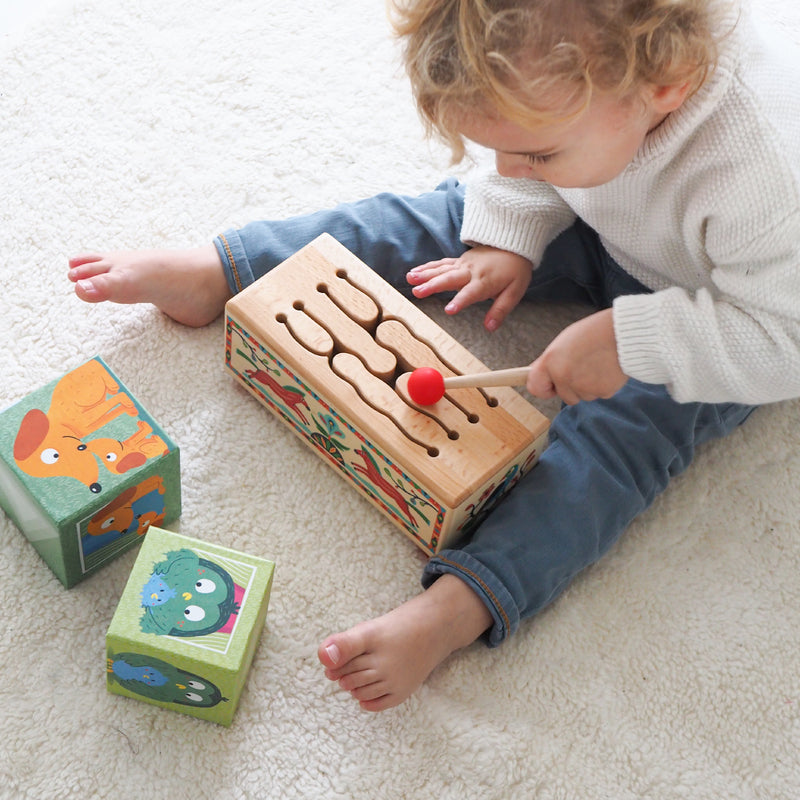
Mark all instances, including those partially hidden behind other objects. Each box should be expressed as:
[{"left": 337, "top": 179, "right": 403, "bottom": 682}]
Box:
[
  {"left": 224, "top": 234, "right": 550, "bottom": 555},
  {"left": 0, "top": 357, "right": 181, "bottom": 587}
]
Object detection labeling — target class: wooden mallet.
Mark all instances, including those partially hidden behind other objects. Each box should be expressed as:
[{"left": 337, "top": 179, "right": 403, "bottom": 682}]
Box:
[{"left": 406, "top": 366, "right": 530, "bottom": 405}]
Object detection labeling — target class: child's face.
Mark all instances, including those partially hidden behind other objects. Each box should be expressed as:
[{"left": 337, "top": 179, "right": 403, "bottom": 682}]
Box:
[{"left": 459, "top": 90, "right": 670, "bottom": 189}]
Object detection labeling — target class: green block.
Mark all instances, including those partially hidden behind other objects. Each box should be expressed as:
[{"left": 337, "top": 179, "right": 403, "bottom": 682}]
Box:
[
  {"left": 0, "top": 356, "right": 181, "bottom": 587},
  {"left": 106, "top": 527, "right": 275, "bottom": 726}
]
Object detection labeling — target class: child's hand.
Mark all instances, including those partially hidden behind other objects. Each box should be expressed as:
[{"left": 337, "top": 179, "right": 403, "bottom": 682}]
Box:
[
  {"left": 526, "top": 309, "right": 627, "bottom": 405},
  {"left": 407, "top": 246, "right": 533, "bottom": 331}
]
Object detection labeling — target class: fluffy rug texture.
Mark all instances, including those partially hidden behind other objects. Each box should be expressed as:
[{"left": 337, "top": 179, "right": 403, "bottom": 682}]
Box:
[{"left": 1, "top": 0, "right": 799, "bottom": 797}]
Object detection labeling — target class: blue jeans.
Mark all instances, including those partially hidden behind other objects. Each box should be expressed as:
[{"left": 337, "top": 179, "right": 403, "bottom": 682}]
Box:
[{"left": 215, "top": 178, "right": 756, "bottom": 647}]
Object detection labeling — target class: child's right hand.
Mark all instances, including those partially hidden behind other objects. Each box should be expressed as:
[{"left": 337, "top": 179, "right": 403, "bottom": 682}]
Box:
[{"left": 407, "top": 245, "right": 533, "bottom": 332}]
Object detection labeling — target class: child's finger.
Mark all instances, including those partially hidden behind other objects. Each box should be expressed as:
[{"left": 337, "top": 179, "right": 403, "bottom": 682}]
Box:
[
  {"left": 406, "top": 258, "right": 459, "bottom": 279},
  {"left": 483, "top": 281, "right": 528, "bottom": 331},
  {"left": 406, "top": 264, "right": 461, "bottom": 290},
  {"left": 444, "top": 279, "right": 494, "bottom": 314},
  {"left": 526, "top": 360, "right": 558, "bottom": 400},
  {"left": 411, "top": 268, "right": 469, "bottom": 299},
  {"left": 407, "top": 267, "right": 447, "bottom": 285},
  {"left": 407, "top": 257, "right": 459, "bottom": 270}
]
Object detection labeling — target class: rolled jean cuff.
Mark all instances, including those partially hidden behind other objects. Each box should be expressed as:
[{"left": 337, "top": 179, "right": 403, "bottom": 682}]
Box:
[
  {"left": 421, "top": 549, "right": 519, "bottom": 648},
  {"left": 214, "top": 229, "right": 255, "bottom": 295}
]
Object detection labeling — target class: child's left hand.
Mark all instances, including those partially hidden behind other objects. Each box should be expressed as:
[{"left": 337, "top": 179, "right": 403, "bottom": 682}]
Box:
[
  {"left": 407, "top": 245, "right": 534, "bottom": 331},
  {"left": 526, "top": 309, "right": 628, "bottom": 405}
]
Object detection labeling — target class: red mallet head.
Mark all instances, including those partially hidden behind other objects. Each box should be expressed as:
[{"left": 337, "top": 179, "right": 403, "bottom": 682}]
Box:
[{"left": 407, "top": 367, "right": 445, "bottom": 405}]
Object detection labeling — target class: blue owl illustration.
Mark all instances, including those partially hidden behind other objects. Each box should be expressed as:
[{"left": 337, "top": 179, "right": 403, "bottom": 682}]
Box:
[{"left": 108, "top": 652, "right": 227, "bottom": 707}]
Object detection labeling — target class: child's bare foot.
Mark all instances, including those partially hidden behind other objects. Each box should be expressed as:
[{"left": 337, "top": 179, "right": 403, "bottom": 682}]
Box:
[
  {"left": 318, "top": 574, "right": 493, "bottom": 712},
  {"left": 68, "top": 245, "right": 232, "bottom": 327}
]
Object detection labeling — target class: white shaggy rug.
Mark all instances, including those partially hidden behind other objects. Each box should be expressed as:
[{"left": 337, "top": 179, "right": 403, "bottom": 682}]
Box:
[{"left": 1, "top": 0, "right": 799, "bottom": 797}]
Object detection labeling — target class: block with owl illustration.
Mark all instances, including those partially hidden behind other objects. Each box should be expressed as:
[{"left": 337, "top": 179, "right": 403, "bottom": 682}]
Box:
[
  {"left": 106, "top": 526, "right": 275, "bottom": 726},
  {"left": 0, "top": 356, "right": 181, "bottom": 588}
]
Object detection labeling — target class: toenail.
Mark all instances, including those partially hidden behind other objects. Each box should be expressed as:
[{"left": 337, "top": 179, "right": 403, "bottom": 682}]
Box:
[
  {"left": 77, "top": 279, "right": 98, "bottom": 297},
  {"left": 325, "top": 643, "right": 340, "bottom": 665}
]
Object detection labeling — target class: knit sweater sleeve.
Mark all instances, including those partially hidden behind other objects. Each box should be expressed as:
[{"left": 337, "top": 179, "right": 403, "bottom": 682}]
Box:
[
  {"left": 614, "top": 207, "right": 800, "bottom": 405},
  {"left": 461, "top": 171, "right": 576, "bottom": 265}
]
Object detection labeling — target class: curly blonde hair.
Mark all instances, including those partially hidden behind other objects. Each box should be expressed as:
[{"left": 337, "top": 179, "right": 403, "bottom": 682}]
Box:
[{"left": 389, "top": 0, "right": 735, "bottom": 160}]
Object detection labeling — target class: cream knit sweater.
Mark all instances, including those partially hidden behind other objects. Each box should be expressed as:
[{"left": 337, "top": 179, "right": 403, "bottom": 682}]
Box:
[{"left": 461, "top": 6, "right": 800, "bottom": 405}]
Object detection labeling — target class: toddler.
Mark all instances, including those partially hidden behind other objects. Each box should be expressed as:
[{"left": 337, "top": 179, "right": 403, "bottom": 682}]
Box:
[{"left": 68, "top": 0, "right": 800, "bottom": 711}]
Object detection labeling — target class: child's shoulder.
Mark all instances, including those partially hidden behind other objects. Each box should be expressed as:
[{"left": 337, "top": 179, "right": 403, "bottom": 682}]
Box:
[
  {"left": 740, "top": 7, "right": 800, "bottom": 79},
  {"left": 730, "top": 11, "right": 800, "bottom": 153}
]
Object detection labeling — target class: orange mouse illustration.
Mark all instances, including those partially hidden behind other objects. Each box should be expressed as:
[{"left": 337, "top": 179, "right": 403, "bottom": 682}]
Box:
[{"left": 83, "top": 475, "right": 167, "bottom": 554}]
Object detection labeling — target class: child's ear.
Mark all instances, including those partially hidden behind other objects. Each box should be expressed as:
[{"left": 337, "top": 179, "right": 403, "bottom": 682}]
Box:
[{"left": 649, "top": 81, "right": 692, "bottom": 113}]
